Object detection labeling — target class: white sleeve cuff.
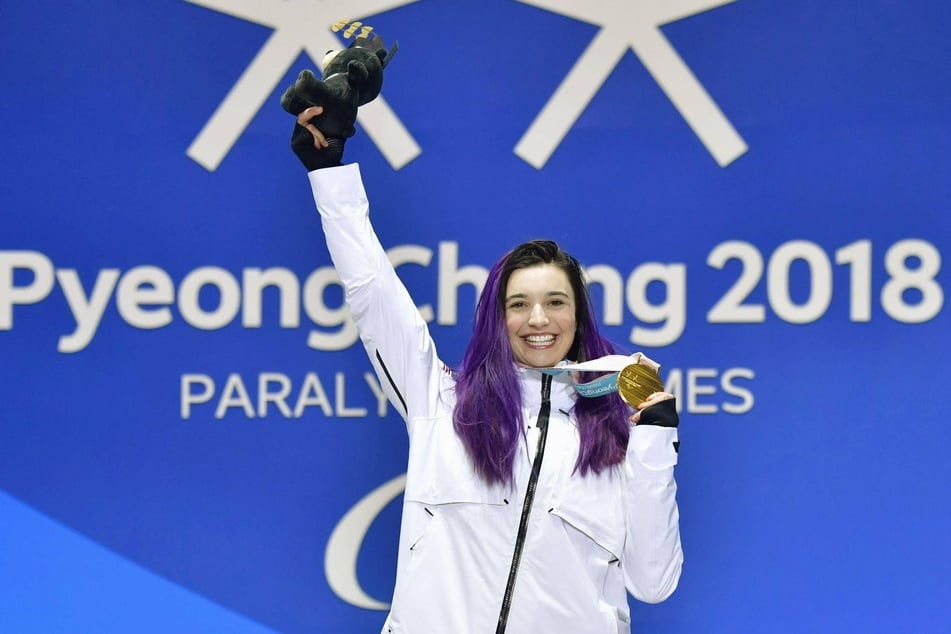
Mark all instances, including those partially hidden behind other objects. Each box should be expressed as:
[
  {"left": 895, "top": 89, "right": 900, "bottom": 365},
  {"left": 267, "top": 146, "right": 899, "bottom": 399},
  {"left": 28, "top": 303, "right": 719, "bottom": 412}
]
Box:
[
  {"left": 308, "top": 163, "right": 367, "bottom": 220},
  {"left": 628, "top": 425, "right": 679, "bottom": 470}
]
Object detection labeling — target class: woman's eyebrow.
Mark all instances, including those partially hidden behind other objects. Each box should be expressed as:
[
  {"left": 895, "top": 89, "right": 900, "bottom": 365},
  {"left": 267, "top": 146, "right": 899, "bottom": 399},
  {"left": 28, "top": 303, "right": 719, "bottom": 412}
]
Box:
[{"left": 505, "top": 290, "right": 571, "bottom": 301}]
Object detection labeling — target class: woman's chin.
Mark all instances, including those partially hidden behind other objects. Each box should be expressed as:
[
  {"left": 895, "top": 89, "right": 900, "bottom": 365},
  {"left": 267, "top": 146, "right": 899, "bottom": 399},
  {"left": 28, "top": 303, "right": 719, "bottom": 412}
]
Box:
[{"left": 514, "top": 349, "right": 563, "bottom": 369}]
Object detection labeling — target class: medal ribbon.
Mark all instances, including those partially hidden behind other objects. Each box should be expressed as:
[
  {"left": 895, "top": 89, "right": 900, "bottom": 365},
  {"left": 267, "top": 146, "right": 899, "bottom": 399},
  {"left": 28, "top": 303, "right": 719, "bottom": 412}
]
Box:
[{"left": 541, "top": 353, "right": 661, "bottom": 399}]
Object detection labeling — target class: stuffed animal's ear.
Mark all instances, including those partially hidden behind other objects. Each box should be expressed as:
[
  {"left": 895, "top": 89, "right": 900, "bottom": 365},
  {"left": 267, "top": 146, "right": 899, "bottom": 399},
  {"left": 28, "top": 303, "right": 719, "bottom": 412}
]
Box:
[
  {"left": 346, "top": 60, "right": 369, "bottom": 86},
  {"left": 281, "top": 69, "right": 320, "bottom": 115},
  {"left": 280, "top": 69, "right": 333, "bottom": 115},
  {"left": 300, "top": 69, "right": 320, "bottom": 90},
  {"left": 375, "top": 48, "right": 387, "bottom": 64}
]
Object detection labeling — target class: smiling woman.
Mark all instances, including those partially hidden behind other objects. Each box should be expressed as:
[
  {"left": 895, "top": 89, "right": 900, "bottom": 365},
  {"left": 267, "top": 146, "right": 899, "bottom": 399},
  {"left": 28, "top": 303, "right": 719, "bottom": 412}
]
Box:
[
  {"left": 503, "top": 251, "right": 578, "bottom": 369},
  {"left": 291, "top": 129, "right": 682, "bottom": 632},
  {"left": 283, "top": 56, "right": 682, "bottom": 631}
]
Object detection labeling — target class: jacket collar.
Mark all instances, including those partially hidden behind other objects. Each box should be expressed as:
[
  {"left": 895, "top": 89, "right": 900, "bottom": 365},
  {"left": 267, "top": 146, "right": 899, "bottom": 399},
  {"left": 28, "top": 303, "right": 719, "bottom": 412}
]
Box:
[{"left": 516, "top": 364, "right": 576, "bottom": 414}]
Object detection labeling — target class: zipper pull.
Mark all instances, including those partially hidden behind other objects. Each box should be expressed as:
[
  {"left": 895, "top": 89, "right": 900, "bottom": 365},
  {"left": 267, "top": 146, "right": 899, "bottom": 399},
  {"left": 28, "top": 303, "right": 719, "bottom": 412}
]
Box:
[{"left": 537, "top": 373, "right": 552, "bottom": 432}]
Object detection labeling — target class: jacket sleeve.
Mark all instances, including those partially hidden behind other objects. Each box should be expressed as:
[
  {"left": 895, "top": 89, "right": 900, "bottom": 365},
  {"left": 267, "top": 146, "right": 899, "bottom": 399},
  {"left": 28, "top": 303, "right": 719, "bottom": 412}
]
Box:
[
  {"left": 621, "top": 424, "right": 683, "bottom": 603},
  {"left": 308, "top": 163, "right": 445, "bottom": 423}
]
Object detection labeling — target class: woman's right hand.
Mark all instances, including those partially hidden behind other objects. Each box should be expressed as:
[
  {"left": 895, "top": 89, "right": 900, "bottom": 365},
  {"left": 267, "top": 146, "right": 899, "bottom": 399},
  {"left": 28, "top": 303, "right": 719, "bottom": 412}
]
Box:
[
  {"left": 296, "top": 106, "right": 328, "bottom": 149},
  {"left": 290, "top": 105, "right": 345, "bottom": 171}
]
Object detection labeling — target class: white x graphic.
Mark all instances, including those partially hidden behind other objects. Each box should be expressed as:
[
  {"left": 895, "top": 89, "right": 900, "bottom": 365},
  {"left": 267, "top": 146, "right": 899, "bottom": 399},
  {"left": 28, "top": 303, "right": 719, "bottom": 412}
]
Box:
[
  {"left": 514, "top": 0, "right": 747, "bottom": 168},
  {"left": 182, "top": 0, "right": 421, "bottom": 171}
]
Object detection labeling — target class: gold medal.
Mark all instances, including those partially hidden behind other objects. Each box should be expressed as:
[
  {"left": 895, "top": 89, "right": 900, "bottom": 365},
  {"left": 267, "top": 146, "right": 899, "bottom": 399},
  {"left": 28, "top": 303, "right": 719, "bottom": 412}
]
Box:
[{"left": 617, "top": 363, "right": 665, "bottom": 408}]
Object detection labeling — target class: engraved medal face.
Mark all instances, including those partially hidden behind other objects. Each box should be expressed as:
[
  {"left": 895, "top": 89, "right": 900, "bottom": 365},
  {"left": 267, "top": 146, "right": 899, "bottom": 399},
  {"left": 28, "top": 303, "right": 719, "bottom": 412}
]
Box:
[{"left": 617, "top": 364, "right": 665, "bottom": 408}]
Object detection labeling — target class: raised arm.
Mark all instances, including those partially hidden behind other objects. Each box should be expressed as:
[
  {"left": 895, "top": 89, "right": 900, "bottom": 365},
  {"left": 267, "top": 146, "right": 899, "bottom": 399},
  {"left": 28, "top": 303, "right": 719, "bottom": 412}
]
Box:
[
  {"left": 307, "top": 163, "right": 445, "bottom": 422},
  {"left": 277, "top": 28, "right": 438, "bottom": 422}
]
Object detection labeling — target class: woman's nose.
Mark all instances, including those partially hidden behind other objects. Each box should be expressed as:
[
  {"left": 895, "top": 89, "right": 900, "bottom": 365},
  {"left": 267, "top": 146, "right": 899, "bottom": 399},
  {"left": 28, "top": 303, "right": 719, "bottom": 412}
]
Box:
[{"left": 528, "top": 303, "right": 549, "bottom": 326}]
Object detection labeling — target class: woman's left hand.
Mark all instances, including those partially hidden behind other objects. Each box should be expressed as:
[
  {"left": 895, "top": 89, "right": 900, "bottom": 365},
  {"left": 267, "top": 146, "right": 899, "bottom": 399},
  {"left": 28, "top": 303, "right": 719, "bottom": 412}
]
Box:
[{"left": 629, "top": 392, "right": 676, "bottom": 425}]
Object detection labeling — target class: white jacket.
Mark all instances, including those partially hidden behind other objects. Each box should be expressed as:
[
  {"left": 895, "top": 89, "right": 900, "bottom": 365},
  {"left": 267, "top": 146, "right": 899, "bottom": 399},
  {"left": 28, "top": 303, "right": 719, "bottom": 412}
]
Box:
[{"left": 310, "top": 164, "right": 683, "bottom": 634}]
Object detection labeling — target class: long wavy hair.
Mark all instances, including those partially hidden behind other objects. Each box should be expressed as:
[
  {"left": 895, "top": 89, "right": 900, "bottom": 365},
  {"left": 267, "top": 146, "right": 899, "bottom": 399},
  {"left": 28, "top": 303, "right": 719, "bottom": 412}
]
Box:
[{"left": 452, "top": 240, "right": 630, "bottom": 485}]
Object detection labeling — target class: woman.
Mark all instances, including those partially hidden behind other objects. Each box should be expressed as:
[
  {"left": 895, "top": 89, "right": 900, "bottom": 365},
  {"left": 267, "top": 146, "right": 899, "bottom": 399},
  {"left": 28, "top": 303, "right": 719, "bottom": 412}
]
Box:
[{"left": 295, "top": 107, "right": 682, "bottom": 634}]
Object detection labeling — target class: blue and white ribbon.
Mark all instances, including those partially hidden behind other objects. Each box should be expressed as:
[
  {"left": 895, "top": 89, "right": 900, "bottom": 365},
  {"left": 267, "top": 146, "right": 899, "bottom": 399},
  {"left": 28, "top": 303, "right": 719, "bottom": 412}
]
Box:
[{"left": 541, "top": 353, "right": 661, "bottom": 398}]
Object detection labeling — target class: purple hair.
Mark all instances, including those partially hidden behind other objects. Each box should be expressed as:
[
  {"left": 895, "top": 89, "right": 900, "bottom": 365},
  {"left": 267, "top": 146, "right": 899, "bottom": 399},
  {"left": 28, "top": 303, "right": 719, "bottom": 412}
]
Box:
[{"left": 453, "top": 240, "right": 630, "bottom": 485}]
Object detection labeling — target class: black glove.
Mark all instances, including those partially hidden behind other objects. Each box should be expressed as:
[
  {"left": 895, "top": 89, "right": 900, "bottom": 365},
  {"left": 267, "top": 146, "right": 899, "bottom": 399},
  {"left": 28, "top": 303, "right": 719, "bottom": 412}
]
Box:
[
  {"left": 282, "top": 71, "right": 351, "bottom": 171},
  {"left": 636, "top": 398, "right": 679, "bottom": 428},
  {"left": 290, "top": 118, "right": 345, "bottom": 171}
]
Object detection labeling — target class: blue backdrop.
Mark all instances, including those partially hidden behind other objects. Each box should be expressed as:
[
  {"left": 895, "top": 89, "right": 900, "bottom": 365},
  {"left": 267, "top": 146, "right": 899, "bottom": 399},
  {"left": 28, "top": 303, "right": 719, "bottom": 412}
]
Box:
[{"left": 2, "top": 1, "right": 949, "bottom": 632}]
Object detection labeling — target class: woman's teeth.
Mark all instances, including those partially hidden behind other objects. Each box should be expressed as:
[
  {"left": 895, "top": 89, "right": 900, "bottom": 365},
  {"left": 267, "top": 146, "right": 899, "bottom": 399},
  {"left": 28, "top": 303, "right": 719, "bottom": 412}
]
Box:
[{"left": 525, "top": 335, "right": 554, "bottom": 347}]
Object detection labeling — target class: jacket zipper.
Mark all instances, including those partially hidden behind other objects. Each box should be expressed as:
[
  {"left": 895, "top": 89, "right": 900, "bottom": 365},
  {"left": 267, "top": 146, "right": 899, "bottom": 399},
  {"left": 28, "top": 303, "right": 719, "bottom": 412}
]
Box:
[{"left": 495, "top": 373, "right": 553, "bottom": 634}]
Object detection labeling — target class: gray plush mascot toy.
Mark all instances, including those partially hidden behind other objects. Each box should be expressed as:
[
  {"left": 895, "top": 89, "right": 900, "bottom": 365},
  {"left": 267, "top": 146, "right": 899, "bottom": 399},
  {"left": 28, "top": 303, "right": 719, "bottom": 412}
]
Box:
[{"left": 281, "top": 21, "right": 398, "bottom": 170}]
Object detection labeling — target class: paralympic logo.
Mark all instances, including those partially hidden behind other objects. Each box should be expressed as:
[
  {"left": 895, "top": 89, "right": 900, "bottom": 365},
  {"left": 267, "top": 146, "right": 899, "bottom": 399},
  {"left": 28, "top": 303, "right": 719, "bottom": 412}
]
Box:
[
  {"left": 324, "top": 474, "right": 407, "bottom": 609},
  {"left": 182, "top": 0, "right": 746, "bottom": 171}
]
